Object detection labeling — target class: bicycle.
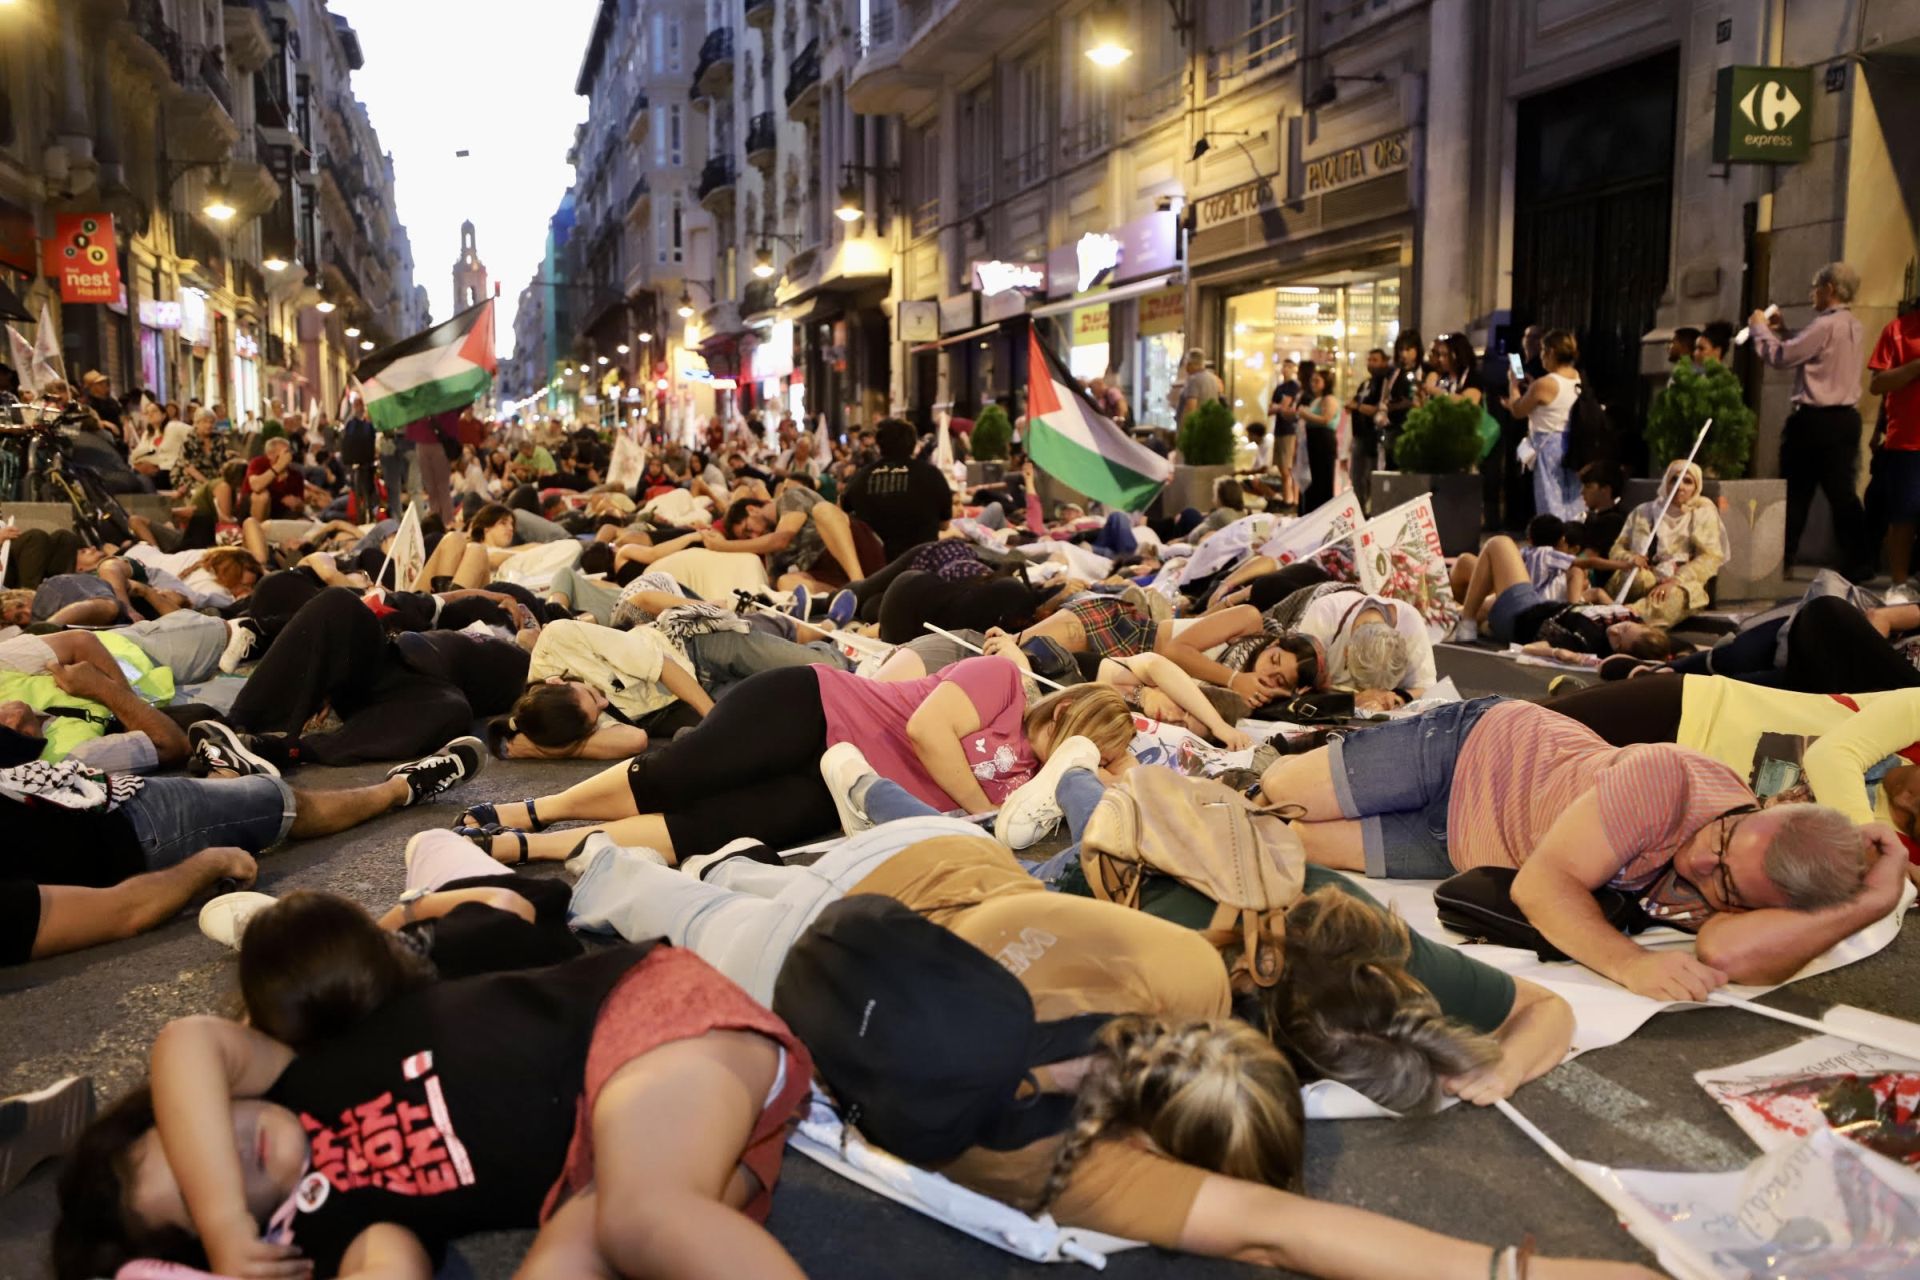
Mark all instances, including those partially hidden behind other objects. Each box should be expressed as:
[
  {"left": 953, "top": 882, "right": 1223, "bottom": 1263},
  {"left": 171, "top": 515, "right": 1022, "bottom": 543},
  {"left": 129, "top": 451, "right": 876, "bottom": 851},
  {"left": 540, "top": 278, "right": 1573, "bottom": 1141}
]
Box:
[{"left": 0, "top": 397, "right": 137, "bottom": 547}]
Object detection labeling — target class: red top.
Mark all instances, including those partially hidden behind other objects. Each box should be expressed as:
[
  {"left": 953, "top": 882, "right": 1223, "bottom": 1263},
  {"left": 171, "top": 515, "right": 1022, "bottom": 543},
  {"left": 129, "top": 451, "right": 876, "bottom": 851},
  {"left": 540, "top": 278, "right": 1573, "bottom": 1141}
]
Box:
[
  {"left": 1870, "top": 311, "right": 1920, "bottom": 451},
  {"left": 246, "top": 452, "right": 306, "bottom": 506}
]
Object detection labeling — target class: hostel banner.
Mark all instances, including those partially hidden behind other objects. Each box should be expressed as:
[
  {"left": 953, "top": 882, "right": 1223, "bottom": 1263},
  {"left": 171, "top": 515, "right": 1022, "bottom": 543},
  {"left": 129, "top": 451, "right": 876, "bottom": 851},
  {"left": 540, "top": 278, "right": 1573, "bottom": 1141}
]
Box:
[{"left": 43, "top": 213, "right": 121, "bottom": 304}]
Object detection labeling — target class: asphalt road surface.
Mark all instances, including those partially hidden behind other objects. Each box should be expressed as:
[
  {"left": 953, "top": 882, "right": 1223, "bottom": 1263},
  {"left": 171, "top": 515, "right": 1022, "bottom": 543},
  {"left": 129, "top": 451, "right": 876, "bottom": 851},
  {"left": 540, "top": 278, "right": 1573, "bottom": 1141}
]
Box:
[{"left": 3, "top": 653, "right": 1913, "bottom": 1279}]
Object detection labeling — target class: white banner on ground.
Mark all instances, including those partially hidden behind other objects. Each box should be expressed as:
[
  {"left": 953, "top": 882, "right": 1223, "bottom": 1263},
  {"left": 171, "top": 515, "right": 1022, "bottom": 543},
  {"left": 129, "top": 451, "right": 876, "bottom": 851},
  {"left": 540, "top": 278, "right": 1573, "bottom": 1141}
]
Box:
[
  {"left": 1176, "top": 513, "right": 1281, "bottom": 585},
  {"left": 1352, "top": 494, "right": 1461, "bottom": 640},
  {"left": 1254, "top": 493, "right": 1364, "bottom": 565},
  {"left": 1696, "top": 1034, "right": 1920, "bottom": 1159},
  {"left": 1576, "top": 1129, "right": 1920, "bottom": 1279}
]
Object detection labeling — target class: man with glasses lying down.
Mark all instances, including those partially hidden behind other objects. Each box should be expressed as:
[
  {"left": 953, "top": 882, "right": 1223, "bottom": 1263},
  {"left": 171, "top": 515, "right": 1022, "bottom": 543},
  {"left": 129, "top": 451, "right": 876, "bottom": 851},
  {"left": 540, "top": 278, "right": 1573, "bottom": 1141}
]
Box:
[{"left": 1256, "top": 698, "right": 1909, "bottom": 1003}]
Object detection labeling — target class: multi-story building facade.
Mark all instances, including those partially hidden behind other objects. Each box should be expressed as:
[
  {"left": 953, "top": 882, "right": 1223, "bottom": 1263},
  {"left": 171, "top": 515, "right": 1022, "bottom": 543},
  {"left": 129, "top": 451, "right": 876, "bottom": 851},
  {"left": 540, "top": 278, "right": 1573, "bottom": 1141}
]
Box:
[
  {"left": 546, "top": 0, "right": 1918, "bottom": 471},
  {"left": 0, "top": 0, "right": 422, "bottom": 425}
]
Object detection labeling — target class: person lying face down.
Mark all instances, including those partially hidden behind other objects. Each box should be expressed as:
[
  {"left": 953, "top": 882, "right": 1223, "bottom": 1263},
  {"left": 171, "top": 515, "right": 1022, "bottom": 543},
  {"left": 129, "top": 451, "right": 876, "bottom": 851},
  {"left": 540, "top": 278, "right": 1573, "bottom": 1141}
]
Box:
[{"left": 1257, "top": 698, "right": 1905, "bottom": 1002}]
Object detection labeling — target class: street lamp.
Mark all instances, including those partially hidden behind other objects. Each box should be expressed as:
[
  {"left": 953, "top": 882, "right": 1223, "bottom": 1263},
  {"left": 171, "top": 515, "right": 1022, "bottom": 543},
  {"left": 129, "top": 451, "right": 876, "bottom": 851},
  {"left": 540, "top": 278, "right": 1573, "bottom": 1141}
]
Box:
[
  {"left": 262, "top": 254, "right": 289, "bottom": 272},
  {"left": 314, "top": 298, "right": 336, "bottom": 314},
  {"left": 834, "top": 181, "right": 864, "bottom": 223},
  {"left": 596, "top": 355, "right": 609, "bottom": 365},
  {"left": 677, "top": 291, "right": 694, "bottom": 318},
  {"left": 752, "top": 246, "right": 776, "bottom": 279},
  {"left": 617, "top": 343, "right": 630, "bottom": 354},
  {"left": 637, "top": 331, "right": 652, "bottom": 343},
  {"left": 344, "top": 325, "right": 361, "bottom": 338},
  {"left": 1084, "top": 1, "right": 1131, "bottom": 65},
  {"left": 202, "top": 178, "right": 236, "bottom": 222},
  {"left": 359, "top": 340, "right": 375, "bottom": 351}
]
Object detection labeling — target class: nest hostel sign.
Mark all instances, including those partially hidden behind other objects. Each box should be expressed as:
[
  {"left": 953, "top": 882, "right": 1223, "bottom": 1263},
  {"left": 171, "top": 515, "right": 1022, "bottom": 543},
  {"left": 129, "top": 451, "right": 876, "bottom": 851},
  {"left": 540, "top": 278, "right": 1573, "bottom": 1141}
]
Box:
[{"left": 1714, "top": 66, "right": 1811, "bottom": 163}]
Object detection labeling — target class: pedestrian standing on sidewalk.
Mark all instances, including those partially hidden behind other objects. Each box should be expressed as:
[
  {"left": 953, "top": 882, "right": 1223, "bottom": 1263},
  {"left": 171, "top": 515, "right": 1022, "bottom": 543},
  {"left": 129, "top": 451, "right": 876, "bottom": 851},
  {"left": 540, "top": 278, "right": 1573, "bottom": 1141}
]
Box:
[
  {"left": 1348, "top": 348, "right": 1390, "bottom": 513},
  {"left": 1751, "top": 261, "right": 1869, "bottom": 578},
  {"left": 1867, "top": 297, "right": 1920, "bottom": 590}
]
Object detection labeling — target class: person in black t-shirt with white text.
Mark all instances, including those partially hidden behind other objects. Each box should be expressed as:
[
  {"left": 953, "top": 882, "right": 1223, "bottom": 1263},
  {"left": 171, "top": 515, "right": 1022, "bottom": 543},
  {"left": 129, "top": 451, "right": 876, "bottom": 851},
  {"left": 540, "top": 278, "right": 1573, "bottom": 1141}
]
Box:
[{"left": 838, "top": 417, "right": 953, "bottom": 563}]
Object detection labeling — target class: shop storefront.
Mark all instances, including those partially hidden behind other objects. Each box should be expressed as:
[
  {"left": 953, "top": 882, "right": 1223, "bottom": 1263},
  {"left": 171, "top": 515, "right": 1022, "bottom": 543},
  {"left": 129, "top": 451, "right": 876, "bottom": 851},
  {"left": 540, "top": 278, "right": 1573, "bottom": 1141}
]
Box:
[
  {"left": 1031, "top": 212, "right": 1184, "bottom": 427},
  {"left": 1189, "top": 127, "right": 1414, "bottom": 427}
]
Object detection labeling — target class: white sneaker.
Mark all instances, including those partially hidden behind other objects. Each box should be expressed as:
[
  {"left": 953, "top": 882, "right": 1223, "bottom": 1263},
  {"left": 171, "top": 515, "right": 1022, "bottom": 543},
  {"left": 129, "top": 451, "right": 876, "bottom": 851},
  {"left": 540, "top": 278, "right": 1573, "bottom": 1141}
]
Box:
[
  {"left": 995, "top": 735, "right": 1102, "bottom": 850},
  {"left": 563, "top": 831, "right": 669, "bottom": 881},
  {"left": 1452, "top": 617, "right": 1479, "bottom": 643},
  {"left": 819, "top": 741, "right": 878, "bottom": 835},
  {"left": 198, "top": 891, "right": 278, "bottom": 949},
  {"left": 217, "top": 619, "right": 261, "bottom": 673}
]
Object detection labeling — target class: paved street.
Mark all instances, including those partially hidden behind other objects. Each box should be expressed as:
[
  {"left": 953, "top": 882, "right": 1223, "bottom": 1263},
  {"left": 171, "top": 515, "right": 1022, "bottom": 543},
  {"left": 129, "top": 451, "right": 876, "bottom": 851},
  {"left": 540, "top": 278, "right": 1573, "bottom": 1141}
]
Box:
[{"left": 3, "top": 655, "right": 1912, "bottom": 1279}]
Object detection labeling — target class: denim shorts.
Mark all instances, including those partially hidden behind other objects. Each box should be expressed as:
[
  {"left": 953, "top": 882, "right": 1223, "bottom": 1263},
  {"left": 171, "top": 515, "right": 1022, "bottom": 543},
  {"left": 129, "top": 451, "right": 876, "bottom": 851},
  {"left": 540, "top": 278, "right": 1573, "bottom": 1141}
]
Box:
[
  {"left": 117, "top": 774, "right": 298, "bottom": 871},
  {"left": 1487, "top": 582, "right": 1551, "bottom": 643},
  {"left": 1327, "top": 696, "right": 1501, "bottom": 879}
]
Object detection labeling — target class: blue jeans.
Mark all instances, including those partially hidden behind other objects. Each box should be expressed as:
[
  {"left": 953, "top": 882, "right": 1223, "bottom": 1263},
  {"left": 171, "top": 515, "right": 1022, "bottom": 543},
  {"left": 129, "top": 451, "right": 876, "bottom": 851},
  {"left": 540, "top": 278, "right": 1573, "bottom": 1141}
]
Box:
[
  {"left": 1530, "top": 429, "right": 1584, "bottom": 521},
  {"left": 864, "top": 769, "right": 1105, "bottom": 881},
  {"left": 1328, "top": 696, "right": 1500, "bottom": 878},
  {"left": 116, "top": 775, "right": 298, "bottom": 871}
]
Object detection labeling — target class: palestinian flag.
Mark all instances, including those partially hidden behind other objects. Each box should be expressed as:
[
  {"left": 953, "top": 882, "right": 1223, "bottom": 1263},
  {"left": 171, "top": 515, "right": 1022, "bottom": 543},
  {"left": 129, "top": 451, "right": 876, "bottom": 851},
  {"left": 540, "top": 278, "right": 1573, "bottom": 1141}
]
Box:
[
  {"left": 353, "top": 299, "right": 496, "bottom": 431},
  {"left": 1026, "top": 325, "right": 1171, "bottom": 513}
]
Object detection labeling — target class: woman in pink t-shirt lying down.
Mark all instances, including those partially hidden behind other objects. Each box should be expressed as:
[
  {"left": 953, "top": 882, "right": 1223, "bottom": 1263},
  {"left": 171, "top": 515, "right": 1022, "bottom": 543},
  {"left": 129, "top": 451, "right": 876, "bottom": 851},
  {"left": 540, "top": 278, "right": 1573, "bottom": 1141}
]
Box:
[
  {"left": 452, "top": 655, "right": 1138, "bottom": 865},
  {"left": 1255, "top": 697, "right": 1909, "bottom": 1003}
]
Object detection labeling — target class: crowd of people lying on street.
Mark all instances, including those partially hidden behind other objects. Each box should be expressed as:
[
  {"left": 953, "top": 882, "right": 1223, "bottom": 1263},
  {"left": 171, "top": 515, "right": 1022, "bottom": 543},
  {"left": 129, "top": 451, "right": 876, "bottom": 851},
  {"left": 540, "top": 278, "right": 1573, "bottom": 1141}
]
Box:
[{"left": 1, "top": 404, "right": 1914, "bottom": 1280}]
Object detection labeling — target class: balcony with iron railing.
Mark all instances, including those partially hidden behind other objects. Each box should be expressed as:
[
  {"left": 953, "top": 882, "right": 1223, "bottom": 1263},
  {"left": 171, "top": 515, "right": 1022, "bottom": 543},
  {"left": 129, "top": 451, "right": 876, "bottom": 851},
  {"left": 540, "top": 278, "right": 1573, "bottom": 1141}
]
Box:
[
  {"left": 1204, "top": 2, "right": 1299, "bottom": 97},
  {"left": 693, "top": 27, "right": 734, "bottom": 98},
  {"left": 742, "top": 280, "right": 776, "bottom": 315},
  {"left": 744, "top": 0, "right": 773, "bottom": 28},
  {"left": 166, "top": 46, "right": 241, "bottom": 155},
  {"left": 1061, "top": 112, "right": 1113, "bottom": 167},
  {"left": 1007, "top": 137, "right": 1050, "bottom": 192},
  {"left": 221, "top": 0, "right": 273, "bottom": 73},
  {"left": 785, "top": 38, "right": 821, "bottom": 116},
  {"left": 956, "top": 171, "right": 992, "bottom": 217},
  {"left": 895, "top": 0, "right": 1061, "bottom": 87},
  {"left": 1125, "top": 70, "right": 1184, "bottom": 132},
  {"left": 626, "top": 91, "right": 651, "bottom": 144},
  {"left": 696, "top": 157, "right": 736, "bottom": 212},
  {"left": 122, "top": 0, "right": 182, "bottom": 84},
  {"left": 910, "top": 197, "right": 940, "bottom": 240},
  {"left": 198, "top": 49, "right": 234, "bottom": 116},
  {"left": 848, "top": 0, "right": 935, "bottom": 114},
  {"left": 625, "top": 173, "right": 651, "bottom": 223},
  {"left": 1318, "top": 0, "right": 1420, "bottom": 50},
  {"left": 172, "top": 209, "right": 227, "bottom": 279},
  {"left": 745, "top": 112, "right": 777, "bottom": 170}
]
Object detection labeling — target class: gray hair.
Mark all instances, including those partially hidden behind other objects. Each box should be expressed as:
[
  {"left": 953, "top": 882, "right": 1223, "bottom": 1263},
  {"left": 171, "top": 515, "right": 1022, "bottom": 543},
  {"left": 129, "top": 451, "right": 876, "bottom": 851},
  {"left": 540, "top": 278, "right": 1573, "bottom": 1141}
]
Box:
[
  {"left": 1814, "top": 262, "right": 1861, "bottom": 304},
  {"left": 193, "top": 408, "right": 217, "bottom": 426},
  {"left": 1761, "top": 803, "right": 1867, "bottom": 910},
  {"left": 1343, "top": 621, "right": 1410, "bottom": 691}
]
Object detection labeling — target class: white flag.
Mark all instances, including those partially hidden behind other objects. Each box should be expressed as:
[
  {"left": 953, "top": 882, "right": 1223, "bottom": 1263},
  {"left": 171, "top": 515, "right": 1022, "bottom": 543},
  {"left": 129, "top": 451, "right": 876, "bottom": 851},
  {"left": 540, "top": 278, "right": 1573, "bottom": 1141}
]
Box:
[
  {"left": 379, "top": 502, "right": 428, "bottom": 592},
  {"left": 606, "top": 429, "right": 645, "bottom": 491},
  {"left": 933, "top": 409, "right": 955, "bottom": 472},
  {"left": 5, "top": 325, "right": 37, "bottom": 397},
  {"left": 31, "top": 300, "right": 63, "bottom": 391},
  {"left": 814, "top": 413, "right": 832, "bottom": 465}
]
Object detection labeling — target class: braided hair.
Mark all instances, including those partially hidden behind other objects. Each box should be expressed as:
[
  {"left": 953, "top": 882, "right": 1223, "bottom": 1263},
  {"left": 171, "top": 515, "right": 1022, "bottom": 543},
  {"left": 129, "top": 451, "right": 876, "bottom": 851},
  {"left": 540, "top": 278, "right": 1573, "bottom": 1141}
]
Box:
[
  {"left": 1260, "top": 888, "right": 1500, "bottom": 1113},
  {"left": 1033, "top": 1016, "right": 1303, "bottom": 1215}
]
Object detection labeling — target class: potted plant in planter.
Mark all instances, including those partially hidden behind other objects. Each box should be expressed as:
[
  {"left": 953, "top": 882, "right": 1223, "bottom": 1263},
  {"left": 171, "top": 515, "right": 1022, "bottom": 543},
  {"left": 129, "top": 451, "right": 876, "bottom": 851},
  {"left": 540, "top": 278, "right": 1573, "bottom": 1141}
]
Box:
[
  {"left": 1167, "top": 400, "right": 1237, "bottom": 516},
  {"left": 1635, "top": 358, "right": 1781, "bottom": 597},
  {"left": 1373, "top": 394, "right": 1483, "bottom": 554},
  {"left": 966, "top": 404, "right": 1012, "bottom": 487}
]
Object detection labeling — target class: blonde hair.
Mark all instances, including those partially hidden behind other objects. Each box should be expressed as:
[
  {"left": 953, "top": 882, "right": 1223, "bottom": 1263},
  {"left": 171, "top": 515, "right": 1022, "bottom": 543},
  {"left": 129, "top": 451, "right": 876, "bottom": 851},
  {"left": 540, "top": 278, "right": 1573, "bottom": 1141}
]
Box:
[
  {"left": 1023, "top": 683, "right": 1135, "bottom": 763},
  {"left": 1263, "top": 888, "right": 1499, "bottom": 1113},
  {"left": 1035, "top": 1016, "right": 1303, "bottom": 1213}
]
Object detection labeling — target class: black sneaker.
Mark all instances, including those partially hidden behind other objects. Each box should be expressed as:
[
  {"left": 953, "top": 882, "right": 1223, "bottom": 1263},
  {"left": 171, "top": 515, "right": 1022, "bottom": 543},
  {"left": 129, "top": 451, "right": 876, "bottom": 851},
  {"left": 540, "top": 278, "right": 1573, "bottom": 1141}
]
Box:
[
  {"left": 0, "top": 1076, "right": 94, "bottom": 1197},
  {"left": 188, "top": 721, "right": 280, "bottom": 778},
  {"left": 388, "top": 736, "right": 485, "bottom": 806}
]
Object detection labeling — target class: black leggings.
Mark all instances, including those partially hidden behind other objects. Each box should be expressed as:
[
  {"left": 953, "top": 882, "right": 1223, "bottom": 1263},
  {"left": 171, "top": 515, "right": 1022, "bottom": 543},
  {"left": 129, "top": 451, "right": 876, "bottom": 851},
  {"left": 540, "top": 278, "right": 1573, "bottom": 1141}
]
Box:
[
  {"left": 849, "top": 542, "right": 988, "bottom": 624},
  {"left": 624, "top": 664, "right": 838, "bottom": 856},
  {"left": 227, "top": 588, "right": 475, "bottom": 765},
  {"left": 1302, "top": 425, "right": 1338, "bottom": 514},
  {"left": 877, "top": 571, "right": 1033, "bottom": 645},
  {"left": 1247, "top": 562, "right": 1334, "bottom": 612},
  {"left": 1542, "top": 674, "right": 1685, "bottom": 746},
  {"left": 1668, "top": 595, "right": 1920, "bottom": 693}
]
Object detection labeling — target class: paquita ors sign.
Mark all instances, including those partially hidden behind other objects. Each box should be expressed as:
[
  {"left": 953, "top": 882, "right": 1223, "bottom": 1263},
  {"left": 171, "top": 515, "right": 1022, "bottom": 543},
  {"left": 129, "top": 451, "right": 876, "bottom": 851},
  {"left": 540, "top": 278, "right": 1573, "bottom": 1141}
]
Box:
[
  {"left": 43, "top": 213, "right": 122, "bottom": 304},
  {"left": 1301, "top": 130, "right": 1410, "bottom": 197}
]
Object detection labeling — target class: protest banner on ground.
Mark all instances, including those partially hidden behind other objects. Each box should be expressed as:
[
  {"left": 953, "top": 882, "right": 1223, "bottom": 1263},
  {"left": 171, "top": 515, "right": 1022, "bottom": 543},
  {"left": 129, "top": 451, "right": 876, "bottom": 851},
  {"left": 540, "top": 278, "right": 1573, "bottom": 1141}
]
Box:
[
  {"left": 1352, "top": 493, "right": 1461, "bottom": 639},
  {"left": 1695, "top": 1034, "right": 1920, "bottom": 1167}
]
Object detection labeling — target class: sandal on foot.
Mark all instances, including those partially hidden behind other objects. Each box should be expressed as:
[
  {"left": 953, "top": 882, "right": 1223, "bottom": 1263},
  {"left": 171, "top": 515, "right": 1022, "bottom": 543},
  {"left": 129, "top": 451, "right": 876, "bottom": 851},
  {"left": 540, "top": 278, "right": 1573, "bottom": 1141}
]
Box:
[
  {"left": 454, "top": 824, "right": 530, "bottom": 865},
  {"left": 456, "top": 797, "right": 547, "bottom": 832}
]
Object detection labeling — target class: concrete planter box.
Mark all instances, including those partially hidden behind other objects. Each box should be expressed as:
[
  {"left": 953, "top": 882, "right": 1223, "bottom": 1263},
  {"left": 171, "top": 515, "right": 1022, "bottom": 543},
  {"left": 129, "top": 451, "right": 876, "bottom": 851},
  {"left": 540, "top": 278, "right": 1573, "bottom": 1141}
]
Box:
[
  {"left": 1372, "top": 471, "right": 1481, "bottom": 555},
  {"left": 1162, "top": 463, "right": 1234, "bottom": 517},
  {"left": 1623, "top": 476, "right": 1786, "bottom": 603}
]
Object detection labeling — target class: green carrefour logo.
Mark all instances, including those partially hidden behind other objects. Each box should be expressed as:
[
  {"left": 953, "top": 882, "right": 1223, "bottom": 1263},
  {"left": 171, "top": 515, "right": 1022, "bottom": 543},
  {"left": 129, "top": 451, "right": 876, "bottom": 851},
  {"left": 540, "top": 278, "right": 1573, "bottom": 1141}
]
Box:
[{"left": 1714, "top": 65, "right": 1812, "bottom": 164}]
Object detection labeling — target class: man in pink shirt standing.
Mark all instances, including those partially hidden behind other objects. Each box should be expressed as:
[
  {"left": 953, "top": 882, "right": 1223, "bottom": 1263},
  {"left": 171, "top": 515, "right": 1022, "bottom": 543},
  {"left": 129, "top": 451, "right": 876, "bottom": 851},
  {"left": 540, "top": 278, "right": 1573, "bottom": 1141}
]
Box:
[
  {"left": 1257, "top": 697, "right": 1908, "bottom": 1003},
  {"left": 1750, "top": 261, "right": 1868, "bottom": 577}
]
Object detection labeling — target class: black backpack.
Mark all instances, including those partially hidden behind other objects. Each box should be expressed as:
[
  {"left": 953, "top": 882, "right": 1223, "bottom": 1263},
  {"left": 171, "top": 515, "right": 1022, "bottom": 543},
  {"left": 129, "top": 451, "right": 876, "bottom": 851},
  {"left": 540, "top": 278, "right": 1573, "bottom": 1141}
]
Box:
[
  {"left": 1564, "top": 382, "right": 1612, "bottom": 470},
  {"left": 772, "top": 894, "right": 1112, "bottom": 1166}
]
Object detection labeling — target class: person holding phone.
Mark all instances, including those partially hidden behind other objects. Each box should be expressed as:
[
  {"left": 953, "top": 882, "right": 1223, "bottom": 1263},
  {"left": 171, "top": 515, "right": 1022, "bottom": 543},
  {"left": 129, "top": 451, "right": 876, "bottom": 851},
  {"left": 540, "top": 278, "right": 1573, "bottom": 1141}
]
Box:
[{"left": 1503, "top": 329, "right": 1586, "bottom": 521}]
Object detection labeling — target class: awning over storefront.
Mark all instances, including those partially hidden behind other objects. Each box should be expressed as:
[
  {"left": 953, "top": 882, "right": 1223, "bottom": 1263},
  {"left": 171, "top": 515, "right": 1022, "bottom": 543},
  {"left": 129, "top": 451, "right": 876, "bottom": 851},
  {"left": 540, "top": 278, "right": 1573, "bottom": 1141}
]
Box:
[
  {"left": 1026, "top": 273, "right": 1181, "bottom": 319},
  {"left": 907, "top": 318, "right": 1026, "bottom": 355}
]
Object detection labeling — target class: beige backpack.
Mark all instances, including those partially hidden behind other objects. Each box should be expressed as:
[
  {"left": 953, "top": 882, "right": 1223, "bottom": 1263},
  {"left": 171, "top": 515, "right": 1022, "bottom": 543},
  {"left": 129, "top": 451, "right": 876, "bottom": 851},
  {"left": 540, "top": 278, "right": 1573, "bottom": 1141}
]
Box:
[{"left": 1079, "top": 767, "right": 1306, "bottom": 986}]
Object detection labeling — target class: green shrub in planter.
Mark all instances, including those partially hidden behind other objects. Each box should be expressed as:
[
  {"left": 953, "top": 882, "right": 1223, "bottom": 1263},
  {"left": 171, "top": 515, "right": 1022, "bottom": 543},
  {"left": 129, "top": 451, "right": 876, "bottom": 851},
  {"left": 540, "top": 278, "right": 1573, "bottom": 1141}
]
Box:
[
  {"left": 1646, "top": 359, "right": 1756, "bottom": 478},
  {"left": 1393, "top": 395, "right": 1482, "bottom": 474},
  {"left": 1176, "top": 401, "right": 1237, "bottom": 466},
  {"left": 971, "top": 405, "right": 1012, "bottom": 461}
]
